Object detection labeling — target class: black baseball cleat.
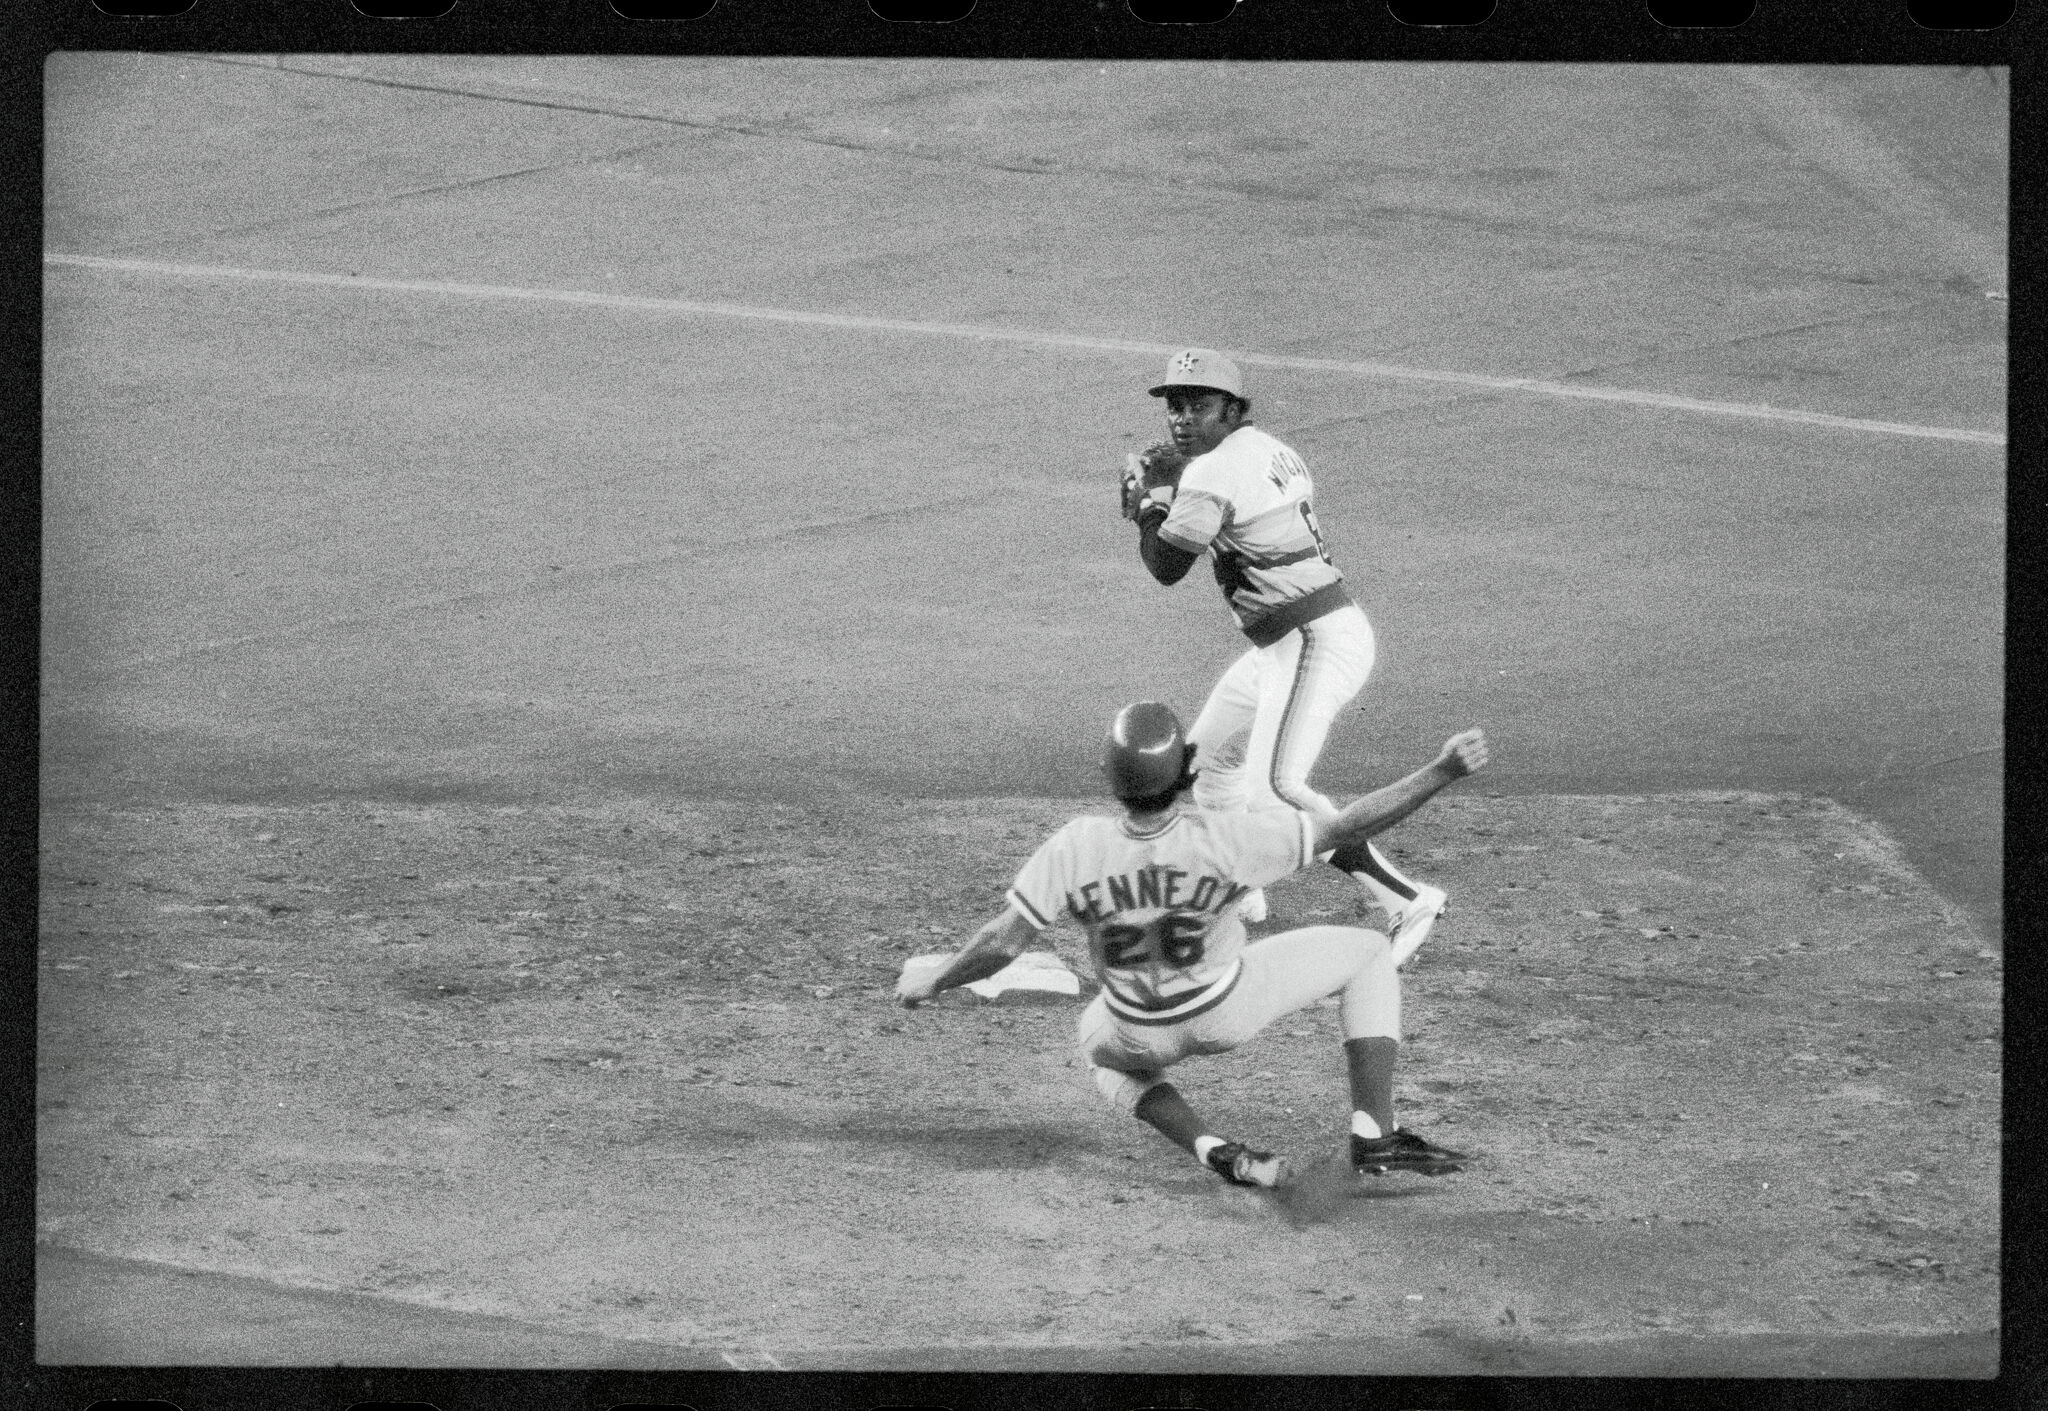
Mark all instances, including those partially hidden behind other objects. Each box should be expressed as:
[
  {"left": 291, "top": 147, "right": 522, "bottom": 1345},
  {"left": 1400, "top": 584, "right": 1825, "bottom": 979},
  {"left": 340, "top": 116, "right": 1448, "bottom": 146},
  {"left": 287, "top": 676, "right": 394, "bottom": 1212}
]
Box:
[
  {"left": 1352, "top": 1129, "right": 1468, "bottom": 1176},
  {"left": 1204, "top": 1141, "right": 1288, "bottom": 1189}
]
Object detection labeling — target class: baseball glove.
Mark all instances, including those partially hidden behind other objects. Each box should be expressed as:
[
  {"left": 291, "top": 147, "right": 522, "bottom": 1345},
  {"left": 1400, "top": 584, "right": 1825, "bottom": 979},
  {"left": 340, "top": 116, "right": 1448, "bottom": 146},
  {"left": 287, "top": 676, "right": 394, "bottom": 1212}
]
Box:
[{"left": 1119, "top": 440, "right": 1189, "bottom": 521}]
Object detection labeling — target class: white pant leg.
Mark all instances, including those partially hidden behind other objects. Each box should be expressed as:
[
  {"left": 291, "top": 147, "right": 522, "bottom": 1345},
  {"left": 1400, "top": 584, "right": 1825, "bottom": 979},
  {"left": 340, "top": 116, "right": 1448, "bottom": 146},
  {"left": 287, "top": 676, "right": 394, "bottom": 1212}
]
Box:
[
  {"left": 1271, "top": 607, "right": 1432, "bottom": 913},
  {"left": 1241, "top": 605, "right": 1376, "bottom": 815},
  {"left": 1187, "top": 646, "right": 1263, "bottom": 815},
  {"left": 1077, "top": 991, "right": 1197, "bottom": 1113},
  {"left": 1076, "top": 927, "right": 1400, "bottom": 1114},
  {"left": 1182, "top": 925, "right": 1398, "bottom": 1051}
]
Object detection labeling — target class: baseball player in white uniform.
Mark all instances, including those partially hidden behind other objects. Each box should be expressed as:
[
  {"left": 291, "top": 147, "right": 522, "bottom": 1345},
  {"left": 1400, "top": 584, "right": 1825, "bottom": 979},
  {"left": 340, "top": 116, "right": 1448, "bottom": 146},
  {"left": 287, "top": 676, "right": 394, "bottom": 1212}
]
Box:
[
  {"left": 897, "top": 701, "right": 1489, "bottom": 1188},
  {"left": 1119, "top": 349, "right": 1446, "bottom": 964}
]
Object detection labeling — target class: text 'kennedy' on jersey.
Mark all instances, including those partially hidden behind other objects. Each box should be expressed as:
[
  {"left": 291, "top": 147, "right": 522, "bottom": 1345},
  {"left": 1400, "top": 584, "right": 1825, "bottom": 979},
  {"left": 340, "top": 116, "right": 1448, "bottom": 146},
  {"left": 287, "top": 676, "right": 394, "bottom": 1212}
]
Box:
[{"left": 1066, "top": 867, "right": 1253, "bottom": 925}]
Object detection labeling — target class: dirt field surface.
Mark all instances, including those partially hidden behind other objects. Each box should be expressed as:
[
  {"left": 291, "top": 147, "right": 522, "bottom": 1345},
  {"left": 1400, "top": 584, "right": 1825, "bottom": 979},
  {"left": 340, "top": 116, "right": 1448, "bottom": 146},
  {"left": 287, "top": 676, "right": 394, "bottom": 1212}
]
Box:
[
  {"left": 37, "top": 788, "right": 1998, "bottom": 1373},
  {"left": 35, "top": 51, "right": 2007, "bottom": 1398}
]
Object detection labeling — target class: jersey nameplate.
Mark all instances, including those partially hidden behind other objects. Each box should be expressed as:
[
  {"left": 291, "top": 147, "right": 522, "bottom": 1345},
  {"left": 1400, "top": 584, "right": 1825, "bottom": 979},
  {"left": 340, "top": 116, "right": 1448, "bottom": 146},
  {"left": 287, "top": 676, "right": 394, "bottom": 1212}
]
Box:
[{"left": 1066, "top": 866, "right": 1251, "bottom": 924}]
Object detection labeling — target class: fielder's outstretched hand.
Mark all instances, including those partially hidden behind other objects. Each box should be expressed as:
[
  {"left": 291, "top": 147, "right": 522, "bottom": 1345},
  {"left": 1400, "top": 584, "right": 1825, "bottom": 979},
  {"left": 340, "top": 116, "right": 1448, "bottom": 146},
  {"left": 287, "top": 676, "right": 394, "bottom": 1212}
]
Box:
[{"left": 1438, "top": 728, "right": 1490, "bottom": 778}]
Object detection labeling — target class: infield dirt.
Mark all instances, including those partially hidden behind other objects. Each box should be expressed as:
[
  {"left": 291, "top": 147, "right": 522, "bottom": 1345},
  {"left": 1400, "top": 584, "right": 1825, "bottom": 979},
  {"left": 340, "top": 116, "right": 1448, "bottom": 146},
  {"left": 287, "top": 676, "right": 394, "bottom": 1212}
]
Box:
[{"left": 36, "top": 786, "right": 1998, "bottom": 1373}]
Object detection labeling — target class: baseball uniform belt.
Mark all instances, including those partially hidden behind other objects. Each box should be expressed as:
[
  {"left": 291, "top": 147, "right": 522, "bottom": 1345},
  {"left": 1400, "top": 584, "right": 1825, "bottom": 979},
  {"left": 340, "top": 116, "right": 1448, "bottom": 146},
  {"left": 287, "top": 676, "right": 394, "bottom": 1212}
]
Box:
[
  {"left": 1102, "top": 959, "right": 1244, "bottom": 1025},
  {"left": 1241, "top": 582, "right": 1354, "bottom": 648}
]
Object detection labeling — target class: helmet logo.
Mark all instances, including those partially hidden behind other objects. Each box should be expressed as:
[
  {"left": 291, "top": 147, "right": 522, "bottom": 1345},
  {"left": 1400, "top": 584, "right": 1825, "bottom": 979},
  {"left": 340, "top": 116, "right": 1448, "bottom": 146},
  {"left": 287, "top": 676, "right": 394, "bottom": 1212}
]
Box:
[{"left": 1173, "top": 351, "right": 1202, "bottom": 377}]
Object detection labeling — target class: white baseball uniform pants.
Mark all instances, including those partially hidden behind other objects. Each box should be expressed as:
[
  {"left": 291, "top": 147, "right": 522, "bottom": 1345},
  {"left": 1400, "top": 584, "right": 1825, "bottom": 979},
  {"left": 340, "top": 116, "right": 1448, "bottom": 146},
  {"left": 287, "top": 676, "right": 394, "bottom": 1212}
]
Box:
[
  {"left": 1077, "top": 924, "right": 1399, "bottom": 1113},
  {"left": 1187, "top": 601, "right": 1430, "bottom": 916},
  {"left": 1187, "top": 602, "right": 1374, "bottom": 816}
]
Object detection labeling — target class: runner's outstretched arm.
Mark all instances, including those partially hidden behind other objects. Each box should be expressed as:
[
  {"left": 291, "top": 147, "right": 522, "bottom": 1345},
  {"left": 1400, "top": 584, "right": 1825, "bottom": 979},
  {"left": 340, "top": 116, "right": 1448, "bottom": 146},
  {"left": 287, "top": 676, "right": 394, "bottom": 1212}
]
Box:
[
  {"left": 1310, "top": 729, "right": 1490, "bottom": 856},
  {"left": 896, "top": 907, "right": 1037, "bottom": 1008}
]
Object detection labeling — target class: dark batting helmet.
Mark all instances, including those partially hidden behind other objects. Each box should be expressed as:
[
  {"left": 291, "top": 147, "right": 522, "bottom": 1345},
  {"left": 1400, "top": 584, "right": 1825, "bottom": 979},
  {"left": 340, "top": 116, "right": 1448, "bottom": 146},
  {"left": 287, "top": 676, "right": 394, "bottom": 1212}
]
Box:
[{"left": 1102, "top": 702, "right": 1195, "bottom": 801}]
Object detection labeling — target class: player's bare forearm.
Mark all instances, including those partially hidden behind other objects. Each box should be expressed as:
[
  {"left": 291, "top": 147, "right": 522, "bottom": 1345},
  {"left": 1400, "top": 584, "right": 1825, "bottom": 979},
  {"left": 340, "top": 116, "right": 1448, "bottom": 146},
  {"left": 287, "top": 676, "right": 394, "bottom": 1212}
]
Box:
[
  {"left": 1313, "top": 729, "right": 1490, "bottom": 854},
  {"left": 932, "top": 929, "right": 1020, "bottom": 990},
  {"left": 896, "top": 908, "right": 1036, "bottom": 1008}
]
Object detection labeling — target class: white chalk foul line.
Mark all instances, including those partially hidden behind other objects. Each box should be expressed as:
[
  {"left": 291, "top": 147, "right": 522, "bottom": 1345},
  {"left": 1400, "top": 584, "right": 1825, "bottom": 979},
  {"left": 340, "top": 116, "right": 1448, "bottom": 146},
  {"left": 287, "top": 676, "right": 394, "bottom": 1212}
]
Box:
[{"left": 46, "top": 252, "right": 2005, "bottom": 448}]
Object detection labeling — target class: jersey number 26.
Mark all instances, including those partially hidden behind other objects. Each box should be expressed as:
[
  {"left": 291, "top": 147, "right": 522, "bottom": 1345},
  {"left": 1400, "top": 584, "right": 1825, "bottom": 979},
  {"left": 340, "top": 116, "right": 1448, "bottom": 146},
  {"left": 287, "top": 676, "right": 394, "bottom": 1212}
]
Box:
[{"left": 1099, "top": 912, "right": 1207, "bottom": 969}]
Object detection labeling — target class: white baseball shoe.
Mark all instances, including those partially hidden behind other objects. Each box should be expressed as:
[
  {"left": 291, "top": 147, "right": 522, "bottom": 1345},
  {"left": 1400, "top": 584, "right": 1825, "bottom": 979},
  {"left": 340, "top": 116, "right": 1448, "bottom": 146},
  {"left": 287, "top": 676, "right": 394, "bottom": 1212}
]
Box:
[
  {"left": 1238, "top": 887, "right": 1268, "bottom": 924},
  {"left": 1385, "top": 883, "right": 1448, "bottom": 968},
  {"left": 1204, "top": 1140, "right": 1289, "bottom": 1189}
]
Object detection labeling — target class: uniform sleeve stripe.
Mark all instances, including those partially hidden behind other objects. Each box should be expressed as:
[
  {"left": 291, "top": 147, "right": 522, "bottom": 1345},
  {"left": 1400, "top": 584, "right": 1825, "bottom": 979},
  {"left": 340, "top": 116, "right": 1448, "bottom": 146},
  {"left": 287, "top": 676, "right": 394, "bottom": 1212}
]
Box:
[
  {"left": 1007, "top": 890, "right": 1053, "bottom": 930},
  {"left": 1237, "top": 545, "right": 1324, "bottom": 570},
  {"left": 1158, "top": 525, "right": 1209, "bottom": 554},
  {"left": 1233, "top": 499, "right": 1311, "bottom": 530}
]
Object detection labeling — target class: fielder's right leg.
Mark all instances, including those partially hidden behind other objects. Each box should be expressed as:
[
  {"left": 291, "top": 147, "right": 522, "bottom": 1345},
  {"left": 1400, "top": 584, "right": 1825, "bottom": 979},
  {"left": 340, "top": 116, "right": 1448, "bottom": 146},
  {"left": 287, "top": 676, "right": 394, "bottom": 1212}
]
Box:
[
  {"left": 1216, "top": 605, "right": 1447, "bottom": 956},
  {"left": 1187, "top": 646, "right": 1261, "bottom": 816},
  {"left": 1187, "top": 647, "right": 1269, "bottom": 922}
]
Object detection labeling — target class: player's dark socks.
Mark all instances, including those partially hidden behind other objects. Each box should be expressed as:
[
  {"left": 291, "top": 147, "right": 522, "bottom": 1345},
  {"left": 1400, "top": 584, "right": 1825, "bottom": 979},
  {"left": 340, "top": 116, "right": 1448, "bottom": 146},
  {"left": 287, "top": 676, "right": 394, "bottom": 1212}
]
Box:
[
  {"left": 1343, "top": 1036, "right": 1399, "bottom": 1134},
  {"left": 1134, "top": 1082, "right": 1208, "bottom": 1154},
  {"left": 1326, "top": 842, "right": 1419, "bottom": 902}
]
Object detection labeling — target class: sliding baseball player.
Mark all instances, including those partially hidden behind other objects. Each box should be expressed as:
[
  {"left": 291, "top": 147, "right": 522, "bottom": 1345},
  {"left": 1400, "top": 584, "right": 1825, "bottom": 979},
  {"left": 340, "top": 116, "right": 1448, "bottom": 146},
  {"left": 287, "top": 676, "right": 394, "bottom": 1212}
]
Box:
[{"left": 898, "top": 702, "right": 1488, "bottom": 1187}]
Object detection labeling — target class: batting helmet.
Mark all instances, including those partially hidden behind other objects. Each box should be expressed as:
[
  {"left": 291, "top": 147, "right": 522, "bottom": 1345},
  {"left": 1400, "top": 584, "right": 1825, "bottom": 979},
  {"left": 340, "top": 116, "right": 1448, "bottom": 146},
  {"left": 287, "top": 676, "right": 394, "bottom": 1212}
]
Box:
[{"left": 1102, "top": 702, "right": 1195, "bottom": 800}]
